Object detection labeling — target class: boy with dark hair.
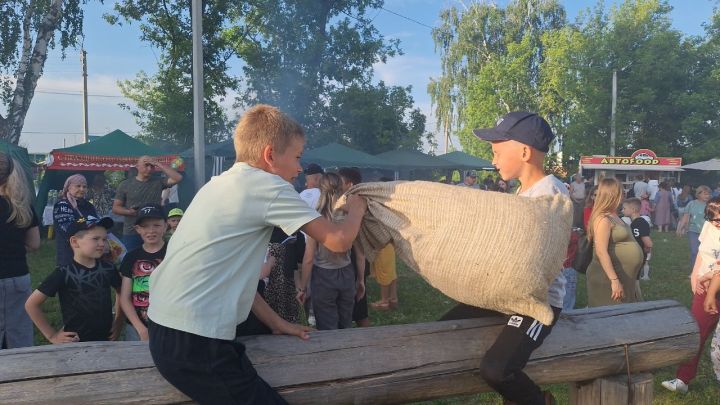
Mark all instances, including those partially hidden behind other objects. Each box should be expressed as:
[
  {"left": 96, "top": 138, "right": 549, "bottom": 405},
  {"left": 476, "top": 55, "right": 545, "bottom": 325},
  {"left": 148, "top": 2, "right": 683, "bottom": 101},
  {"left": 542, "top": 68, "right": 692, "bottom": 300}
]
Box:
[
  {"left": 119, "top": 204, "right": 167, "bottom": 341},
  {"left": 472, "top": 111, "right": 568, "bottom": 405},
  {"left": 25, "top": 216, "right": 122, "bottom": 343},
  {"left": 147, "top": 104, "right": 367, "bottom": 404}
]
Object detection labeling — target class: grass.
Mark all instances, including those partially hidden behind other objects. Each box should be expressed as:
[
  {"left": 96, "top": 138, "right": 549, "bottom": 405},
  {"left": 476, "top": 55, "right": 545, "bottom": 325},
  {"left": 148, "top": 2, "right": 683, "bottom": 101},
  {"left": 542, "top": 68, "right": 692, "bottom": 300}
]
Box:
[{"left": 26, "top": 232, "right": 719, "bottom": 403}]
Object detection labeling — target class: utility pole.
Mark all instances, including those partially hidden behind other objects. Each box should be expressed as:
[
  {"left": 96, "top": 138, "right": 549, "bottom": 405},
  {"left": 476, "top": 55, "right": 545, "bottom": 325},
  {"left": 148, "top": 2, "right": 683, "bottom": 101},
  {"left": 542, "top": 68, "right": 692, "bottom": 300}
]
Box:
[
  {"left": 81, "top": 49, "right": 89, "bottom": 143},
  {"left": 610, "top": 69, "right": 617, "bottom": 156},
  {"left": 191, "top": 0, "right": 205, "bottom": 192}
]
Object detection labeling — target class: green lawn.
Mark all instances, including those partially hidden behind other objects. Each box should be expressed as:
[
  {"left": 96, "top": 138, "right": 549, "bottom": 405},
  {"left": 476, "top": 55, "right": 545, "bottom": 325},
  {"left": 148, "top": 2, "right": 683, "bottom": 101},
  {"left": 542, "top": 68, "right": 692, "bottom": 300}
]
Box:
[{"left": 26, "top": 231, "right": 719, "bottom": 403}]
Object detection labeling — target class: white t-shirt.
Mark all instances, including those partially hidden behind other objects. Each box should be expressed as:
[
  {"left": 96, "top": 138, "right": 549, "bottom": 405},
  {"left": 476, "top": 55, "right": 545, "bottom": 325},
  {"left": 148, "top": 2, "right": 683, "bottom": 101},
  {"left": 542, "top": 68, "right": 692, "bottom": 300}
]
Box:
[
  {"left": 569, "top": 181, "right": 586, "bottom": 201},
  {"left": 634, "top": 181, "right": 649, "bottom": 198},
  {"left": 148, "top": 163, "right": 321, "bottom": 340},
  {"left": 518, "top": 175, "right": 568, "bottom": 309},
  {"left": 697, "top": 221, "right": 720, "bottom": 283},
  {"left": 299, "top": 188, "right": 321, "bottom": 210}
]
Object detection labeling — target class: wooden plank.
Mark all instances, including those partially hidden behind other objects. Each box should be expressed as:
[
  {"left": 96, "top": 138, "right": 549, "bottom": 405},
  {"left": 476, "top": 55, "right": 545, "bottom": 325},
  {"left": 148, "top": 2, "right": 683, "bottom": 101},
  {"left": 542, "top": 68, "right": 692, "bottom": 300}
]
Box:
[{"left": 0, "top": 300, "right": 698, "bottom": 405}]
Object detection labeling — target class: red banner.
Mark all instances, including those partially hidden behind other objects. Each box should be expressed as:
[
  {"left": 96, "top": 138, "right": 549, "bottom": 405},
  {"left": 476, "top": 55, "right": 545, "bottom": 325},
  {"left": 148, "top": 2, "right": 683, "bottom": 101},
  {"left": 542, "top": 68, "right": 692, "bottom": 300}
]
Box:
[
  {"left": 580, "top": 149, "right": 681, "bottom": 167},
  {"left": 47, "top": 152, "right": 185, "bottom": 171}
]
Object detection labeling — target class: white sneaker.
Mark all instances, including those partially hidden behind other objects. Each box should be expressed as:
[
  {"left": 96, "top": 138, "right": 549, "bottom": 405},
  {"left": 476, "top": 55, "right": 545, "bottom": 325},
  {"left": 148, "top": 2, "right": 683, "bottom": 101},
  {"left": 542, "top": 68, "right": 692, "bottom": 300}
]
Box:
[{"left": 661, "top": 378, "right": 688, "bottom": 394}]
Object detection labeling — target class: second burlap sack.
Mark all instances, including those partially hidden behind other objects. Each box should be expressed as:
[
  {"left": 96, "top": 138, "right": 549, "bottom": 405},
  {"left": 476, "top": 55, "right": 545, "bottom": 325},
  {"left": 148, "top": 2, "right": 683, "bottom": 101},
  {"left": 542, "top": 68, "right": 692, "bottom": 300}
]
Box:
[{"left": 345, "top": 180, "right": 573, "bottom": 325}]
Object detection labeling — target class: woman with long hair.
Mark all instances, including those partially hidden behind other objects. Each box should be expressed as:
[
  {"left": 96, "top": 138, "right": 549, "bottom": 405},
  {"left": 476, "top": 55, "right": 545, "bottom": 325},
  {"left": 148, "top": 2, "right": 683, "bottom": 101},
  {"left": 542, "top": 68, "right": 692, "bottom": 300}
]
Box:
[
  {"left": 0, "top": 152, "right": 40, "bottom": 349},
  {"left": 53, "top": 174, "right": 98, "bottom": 266},
  {"left": 586, "top": 177, "right": 644, "bottom": 307},
  {"left": 296, "top": 172, "right": 365, "bottom": 330}
]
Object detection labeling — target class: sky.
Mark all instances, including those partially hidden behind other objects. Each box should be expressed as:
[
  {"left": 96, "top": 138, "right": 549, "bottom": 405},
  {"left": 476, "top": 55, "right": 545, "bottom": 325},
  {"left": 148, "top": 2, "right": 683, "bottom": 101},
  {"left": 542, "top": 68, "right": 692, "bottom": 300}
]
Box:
[{"left": 17, "top": 0, "right": 719, "bottom": 154}]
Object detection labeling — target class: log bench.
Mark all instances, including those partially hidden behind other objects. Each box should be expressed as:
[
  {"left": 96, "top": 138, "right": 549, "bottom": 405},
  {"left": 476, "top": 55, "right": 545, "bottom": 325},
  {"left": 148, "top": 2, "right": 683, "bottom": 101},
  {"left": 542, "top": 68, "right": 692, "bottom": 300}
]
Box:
[{"left": 0, "top": 300, "right": 698, "bottom": 404}]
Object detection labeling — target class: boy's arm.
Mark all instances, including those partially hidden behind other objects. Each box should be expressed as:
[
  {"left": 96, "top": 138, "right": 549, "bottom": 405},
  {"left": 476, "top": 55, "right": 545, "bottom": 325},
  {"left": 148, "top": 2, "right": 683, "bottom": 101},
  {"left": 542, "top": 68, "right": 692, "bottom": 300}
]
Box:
[
  {"left": 640, "top": 236, "right": 653, "bottom": 254},
  {"left": 353, "top": 244, "right": 366, "bottom": 301},
  {"left": 302, "top": 195, "right": 367, "bottom": 252},
  {"left": 251, "top": 292, "right": 312, "bottom": 340},
  {"left": 25, "top": 290, "right": 78, "bottom": 344},
  {"left": 118, "top": 277, "right": 147, "bottom": 340}
]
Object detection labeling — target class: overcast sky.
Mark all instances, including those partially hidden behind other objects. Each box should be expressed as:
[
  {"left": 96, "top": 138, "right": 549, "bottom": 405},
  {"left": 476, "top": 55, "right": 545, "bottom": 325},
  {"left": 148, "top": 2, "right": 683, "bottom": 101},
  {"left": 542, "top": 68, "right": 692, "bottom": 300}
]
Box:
[{"left": 18, "top": 0, "right": 717, "bottom": 153}]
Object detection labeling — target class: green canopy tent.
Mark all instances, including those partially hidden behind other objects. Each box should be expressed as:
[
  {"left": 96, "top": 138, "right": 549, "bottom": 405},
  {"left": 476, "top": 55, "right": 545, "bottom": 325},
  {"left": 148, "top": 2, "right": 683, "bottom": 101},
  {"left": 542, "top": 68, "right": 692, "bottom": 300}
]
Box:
[
  {"left": 0, "top": 140, "right": 36, "bottom": 210},
  {"left": 302, "top": 143, "right": 394, "bottom": 169},
  {"left": 437, "top": 151, "right": 495, "bottom": 171},
  {"left": 374, "top": 149, "right": 458, "bottom": 180},
  {"left": 36, "top": 130, "right": 182, "bottom": 215}
]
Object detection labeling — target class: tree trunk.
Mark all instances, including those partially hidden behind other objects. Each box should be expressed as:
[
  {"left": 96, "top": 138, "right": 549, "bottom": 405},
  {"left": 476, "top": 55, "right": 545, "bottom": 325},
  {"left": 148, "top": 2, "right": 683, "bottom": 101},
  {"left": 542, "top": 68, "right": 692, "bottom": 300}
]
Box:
[
  {"left": 0, "top": 300, "right": 698, "bottom": 404},
  {"left": 0, "top": 0, "right": 63, "bottom": 144}
]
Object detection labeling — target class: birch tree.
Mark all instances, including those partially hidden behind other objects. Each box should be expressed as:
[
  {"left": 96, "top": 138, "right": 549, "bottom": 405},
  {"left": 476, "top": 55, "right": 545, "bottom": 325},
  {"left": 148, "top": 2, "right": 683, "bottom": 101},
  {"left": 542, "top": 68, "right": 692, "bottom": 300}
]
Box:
[{"left": 0, "top": 0, "right": 86, "bottom": 144}]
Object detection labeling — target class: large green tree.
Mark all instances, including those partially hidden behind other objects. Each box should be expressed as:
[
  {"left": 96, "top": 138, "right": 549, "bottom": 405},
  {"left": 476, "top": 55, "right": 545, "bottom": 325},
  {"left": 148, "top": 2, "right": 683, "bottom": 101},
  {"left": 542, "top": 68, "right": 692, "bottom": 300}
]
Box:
[
  {"left": 227, "top": 0, "right": 400, "bottom": 133},
  {"left": 106, "top": 0, "right": 240, "bottom": 150},
  {"left": 0, "top": 0, "right": 87, "bottom": 144},
  {"left": 316, "top": 82, "right": 430, "bottom": 154},
  {"left": 429, "top": 0, "right": 565, "bottom": 160}
]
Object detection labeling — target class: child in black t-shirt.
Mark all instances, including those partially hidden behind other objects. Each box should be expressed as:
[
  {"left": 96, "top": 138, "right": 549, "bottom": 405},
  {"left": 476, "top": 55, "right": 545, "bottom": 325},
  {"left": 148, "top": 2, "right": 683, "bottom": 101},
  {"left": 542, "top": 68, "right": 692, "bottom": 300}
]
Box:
[
  {"left": 25, "top": 216, "right": 122, "bottom": 343},
  {"left": 623, "top": 198, "right": 653, "bottom": 280},
  {"left": 119, "top": 204, "right": 167, "bottom": 341}
]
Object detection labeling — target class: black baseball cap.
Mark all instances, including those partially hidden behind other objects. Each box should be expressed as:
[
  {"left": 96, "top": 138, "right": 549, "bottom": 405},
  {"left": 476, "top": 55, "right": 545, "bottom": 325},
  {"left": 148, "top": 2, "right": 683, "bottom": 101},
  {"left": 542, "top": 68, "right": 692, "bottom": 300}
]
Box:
[
  {"left": 473, "top": 112, "right": 555, "bottom": 153},
  {"left": 304, "top": 163, "right": 324, "bottom": 175},
  {"left": 135, "top": 204, "right": 166, "bottom": 225},
  {"left": 67, "top": 215, "right": 114, "bottom": 237}
]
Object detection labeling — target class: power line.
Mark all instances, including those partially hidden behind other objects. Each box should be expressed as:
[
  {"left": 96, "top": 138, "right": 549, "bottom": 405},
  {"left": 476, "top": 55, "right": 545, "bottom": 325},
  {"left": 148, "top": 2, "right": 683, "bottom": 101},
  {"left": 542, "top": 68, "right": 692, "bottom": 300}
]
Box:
[
  {"left": 380, "top": 7, "right": 434, "bottom": 30},
  {"left": 34, "top": 89, "right": 125, "bottom": 98}
]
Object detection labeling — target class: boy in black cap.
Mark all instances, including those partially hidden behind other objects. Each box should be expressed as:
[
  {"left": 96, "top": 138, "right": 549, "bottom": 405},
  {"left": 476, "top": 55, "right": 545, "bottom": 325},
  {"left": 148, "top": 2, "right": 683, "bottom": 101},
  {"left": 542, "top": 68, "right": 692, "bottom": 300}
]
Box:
[
  {"left": 119, "top": 204, "right": 168, "bottom": 341},
  {"left": 26, "top": 216, "right": 123, "bottom": 343},
  {"left": 299, "top": 163, "right": 324, "bottom": 209},
  {"left": 459, "top": 111, "right": 567, "bottom": 405}
]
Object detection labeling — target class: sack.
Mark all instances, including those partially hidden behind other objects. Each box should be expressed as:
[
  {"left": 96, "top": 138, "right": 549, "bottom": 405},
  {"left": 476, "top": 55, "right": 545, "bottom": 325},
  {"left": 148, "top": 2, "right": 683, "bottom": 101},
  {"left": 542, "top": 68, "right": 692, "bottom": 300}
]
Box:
[
  {"left": 104, "top": 232, "right": 128, "bottom": 266},
  {"left": 573, "top": 230, "right": 593, "bottom": 274},
  {"left": 345, "top": 181, "right": 573, "bottom": 325}
]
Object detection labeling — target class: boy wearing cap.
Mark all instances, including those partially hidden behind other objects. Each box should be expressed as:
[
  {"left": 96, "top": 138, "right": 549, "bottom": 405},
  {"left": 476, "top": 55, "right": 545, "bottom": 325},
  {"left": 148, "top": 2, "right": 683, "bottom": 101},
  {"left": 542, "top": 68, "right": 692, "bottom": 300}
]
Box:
[
  {"left": 25, "top": 216, "right": 123, "bottom": 343},
  {"left": 119, "top": 204, "right": 168, "bottom": 341},
  {"left": 458, "top": 170, "right": 479, "bottom": 188},
  {"left": 146, "top": 105, "right": 366, "bottom": 404},
  {"left": 299, "top": 162, "right": 323, "bottom": 209},
  {"left": 164, "top": 208, "right": 183, "bottom": 242},
  {"left": 472, "top": 112, "right": 568, "bottom": 405}
]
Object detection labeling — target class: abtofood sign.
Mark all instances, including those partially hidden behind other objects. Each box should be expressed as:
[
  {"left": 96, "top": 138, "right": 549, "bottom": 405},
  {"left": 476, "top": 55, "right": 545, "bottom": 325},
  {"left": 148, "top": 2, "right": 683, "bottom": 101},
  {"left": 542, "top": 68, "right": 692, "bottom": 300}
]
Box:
[{"left": 580, "top": 149, "right": 681, "bottom": 167}]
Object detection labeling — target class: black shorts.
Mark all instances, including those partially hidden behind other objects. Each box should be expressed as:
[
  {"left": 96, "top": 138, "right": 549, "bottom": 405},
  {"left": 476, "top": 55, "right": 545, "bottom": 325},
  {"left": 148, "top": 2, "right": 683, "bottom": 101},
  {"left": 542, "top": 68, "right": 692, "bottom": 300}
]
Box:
[{"left": 148, "top": 320, "right": 287, "bottom": 405}]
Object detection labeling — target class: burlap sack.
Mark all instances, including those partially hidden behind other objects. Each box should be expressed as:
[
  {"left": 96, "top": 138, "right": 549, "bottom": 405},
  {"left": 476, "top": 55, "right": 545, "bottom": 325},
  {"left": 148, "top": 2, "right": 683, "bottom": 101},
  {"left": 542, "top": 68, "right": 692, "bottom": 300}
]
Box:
[{"left": 345, "top": 181, "right": 572, "bottom": 325}]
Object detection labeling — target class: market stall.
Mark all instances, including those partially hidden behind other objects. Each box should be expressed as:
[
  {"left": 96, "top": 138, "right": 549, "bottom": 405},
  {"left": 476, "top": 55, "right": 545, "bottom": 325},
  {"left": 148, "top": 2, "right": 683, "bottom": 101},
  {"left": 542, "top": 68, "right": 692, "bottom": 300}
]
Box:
[{"left": 579, "top": 149, "right": 682, "bottom": 191}]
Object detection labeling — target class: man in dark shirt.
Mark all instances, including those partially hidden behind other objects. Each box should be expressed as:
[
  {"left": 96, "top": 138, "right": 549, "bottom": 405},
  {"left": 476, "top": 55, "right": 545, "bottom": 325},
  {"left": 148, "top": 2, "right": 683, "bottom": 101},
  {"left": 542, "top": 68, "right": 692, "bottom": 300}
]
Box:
[{"left": 113, "top": 156, "right": 183, "bottom": 251}]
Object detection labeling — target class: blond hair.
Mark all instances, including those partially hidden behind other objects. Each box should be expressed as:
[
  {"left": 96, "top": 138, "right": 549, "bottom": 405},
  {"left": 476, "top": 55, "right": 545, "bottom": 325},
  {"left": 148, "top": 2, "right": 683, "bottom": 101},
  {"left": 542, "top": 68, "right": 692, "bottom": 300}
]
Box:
[
  {"left": 0, "top": 156, "right": 33, "bottom": 228},
  {"left": 695, "top": 185, "right": 711, "bottom": 198},
  {"left": 233, "top": 104, "right": 305, "bottom": 163},
  {"left": 316, "top": 172, "right": 344, "bottom": 220},
  {"left": 588, "top": 177, "right": 623, "bottom": 241}
]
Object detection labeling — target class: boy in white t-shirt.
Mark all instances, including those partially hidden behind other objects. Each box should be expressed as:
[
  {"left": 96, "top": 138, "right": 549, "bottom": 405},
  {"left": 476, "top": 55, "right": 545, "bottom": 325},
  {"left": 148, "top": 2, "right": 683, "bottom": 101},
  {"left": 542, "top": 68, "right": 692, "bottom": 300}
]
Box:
[
  {"left": 147, "top": 105, "right": 367, "bottom": 404},
  {"left": 472, "top": 112, "right": 568, "bottom": 405}
]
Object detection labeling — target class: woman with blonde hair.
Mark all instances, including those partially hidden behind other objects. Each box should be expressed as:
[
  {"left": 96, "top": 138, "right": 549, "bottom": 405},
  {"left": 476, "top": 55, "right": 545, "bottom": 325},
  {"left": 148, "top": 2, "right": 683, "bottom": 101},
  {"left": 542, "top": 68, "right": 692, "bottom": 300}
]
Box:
[
  {"left": 0, "top": 152, "right": 40, "bottom": 349},
  {"left": 296, "top": 172, "right": 366, "bottom": 330},
  {"left": 53, "top": 174, "right": 98, "bottom": 266},
  {"left": 586, "top": 177, "right": 644, "bottom": 307}
]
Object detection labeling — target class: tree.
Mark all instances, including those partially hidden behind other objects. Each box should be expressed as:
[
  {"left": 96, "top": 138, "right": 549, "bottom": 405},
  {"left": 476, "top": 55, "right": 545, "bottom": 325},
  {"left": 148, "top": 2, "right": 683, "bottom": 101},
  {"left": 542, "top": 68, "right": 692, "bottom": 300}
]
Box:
[
  {"left": 106, "top": 0, "right": 240, "bottom": 150},
  {"left": 0, "top": 0, "right": 87, "bottom": 144},
  {"left": 227, "top": 0, "right": 401, "bottom": 134},
  {"left": 316, "top": 82, "right": 431, "bottom": 154},
  {"left": 429, "top": 0, "right": 565, "bottom": 161}
]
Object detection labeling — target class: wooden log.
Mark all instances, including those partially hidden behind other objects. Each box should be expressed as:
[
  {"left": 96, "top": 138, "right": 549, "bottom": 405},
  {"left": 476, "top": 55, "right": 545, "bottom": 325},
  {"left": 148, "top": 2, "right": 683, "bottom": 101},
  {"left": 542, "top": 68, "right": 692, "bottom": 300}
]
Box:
[
  {"left": 569, "top": 373, "right": 654, "bottom": 405},
  {"left": 0, "top": 300, "right": 698, "bottom": 405}
]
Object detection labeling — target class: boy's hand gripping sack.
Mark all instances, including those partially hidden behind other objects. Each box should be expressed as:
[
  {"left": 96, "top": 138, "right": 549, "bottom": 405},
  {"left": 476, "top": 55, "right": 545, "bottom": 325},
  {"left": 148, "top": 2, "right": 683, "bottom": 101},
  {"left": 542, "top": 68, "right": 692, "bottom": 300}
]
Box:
[{"left": 344, "top": 181, "right": 572, "bottom": 326}]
